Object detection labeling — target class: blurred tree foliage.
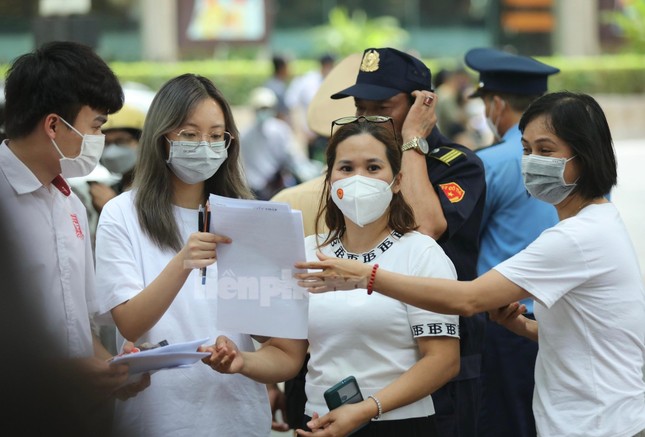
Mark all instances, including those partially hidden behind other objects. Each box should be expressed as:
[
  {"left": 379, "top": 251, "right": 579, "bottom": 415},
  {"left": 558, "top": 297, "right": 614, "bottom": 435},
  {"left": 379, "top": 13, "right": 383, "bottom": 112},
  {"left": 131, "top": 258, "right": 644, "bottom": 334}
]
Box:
[
  {"left": 601, "top": 0, "right": 645, "bottom": 53},
  {"left": 310, "top": 7, "right": 408, "bottom": 57}
]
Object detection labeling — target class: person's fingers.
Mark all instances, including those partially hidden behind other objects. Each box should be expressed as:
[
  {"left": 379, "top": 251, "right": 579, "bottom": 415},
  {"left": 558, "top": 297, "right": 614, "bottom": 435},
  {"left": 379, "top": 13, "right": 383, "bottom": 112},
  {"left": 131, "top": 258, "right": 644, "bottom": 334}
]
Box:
[
  {"left": 294, "top": 262, "right": 324, "bottom": 271},
  {"left": 135, "top": 373, "right": 151, "bottom": 391},
  {"left": 271, "top": 422, "right": 289, "bottom": 432},
  {"left": 198, "top": 232, "right": 232, "bottom": 244},
  {"left": 411, "top": 90, "right": 436, "bottom": 106},
  {"left": 306, "top": 411, "right": 330, "bottom": 431},
  {"left": 215, "top": 335, "right": 230, "bottom": 348},
  {"left": 316, "top": 250, "right": 331, "bottom": 261}
]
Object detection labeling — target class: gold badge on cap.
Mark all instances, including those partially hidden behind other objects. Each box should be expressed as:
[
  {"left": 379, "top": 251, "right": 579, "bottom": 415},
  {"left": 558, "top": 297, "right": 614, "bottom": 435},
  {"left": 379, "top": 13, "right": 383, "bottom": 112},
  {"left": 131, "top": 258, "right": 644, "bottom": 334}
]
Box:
[{"left": 360, "top": 50, "right": 380, "bottom": 72}]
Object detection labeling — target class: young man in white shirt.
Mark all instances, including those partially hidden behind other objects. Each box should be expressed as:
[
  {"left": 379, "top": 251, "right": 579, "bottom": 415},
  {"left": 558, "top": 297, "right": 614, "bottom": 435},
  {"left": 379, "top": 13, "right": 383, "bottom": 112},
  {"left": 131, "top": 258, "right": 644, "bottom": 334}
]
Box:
[{"left": 0, "top": 41, "right": 149, "bottom": 435}]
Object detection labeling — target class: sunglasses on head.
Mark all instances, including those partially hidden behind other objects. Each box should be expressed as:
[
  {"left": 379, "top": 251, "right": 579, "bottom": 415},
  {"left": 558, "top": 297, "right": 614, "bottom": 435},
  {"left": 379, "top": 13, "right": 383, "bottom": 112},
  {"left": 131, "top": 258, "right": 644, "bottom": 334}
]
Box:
[{"left": 330, "top": 115, "right": 397, "bottom": 144}]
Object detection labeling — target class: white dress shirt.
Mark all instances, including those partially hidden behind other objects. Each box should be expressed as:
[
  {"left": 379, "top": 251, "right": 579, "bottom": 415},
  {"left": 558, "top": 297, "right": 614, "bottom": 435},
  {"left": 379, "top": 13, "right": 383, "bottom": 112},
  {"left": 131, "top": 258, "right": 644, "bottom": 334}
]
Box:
[{"left": 0, "top": 141, "right": 96, "bottom": 358}]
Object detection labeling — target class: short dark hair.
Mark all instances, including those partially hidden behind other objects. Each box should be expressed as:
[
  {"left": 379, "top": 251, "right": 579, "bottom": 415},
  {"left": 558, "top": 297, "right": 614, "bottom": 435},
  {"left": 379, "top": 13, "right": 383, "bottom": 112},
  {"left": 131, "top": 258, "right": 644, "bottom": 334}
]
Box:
[
  {"left": 271, "top": 56, "right": 288, "bottom": 74},
  {"left": 319, "top": 53, "right": 335, "bottom": 66},
  {"left": 4, "top": 41, "right": 123, "bottom": 139},
  {"left": 315, "top": 120, "right": 417, "bottom": 246},
  {"left": 519, "top": 91, "right": 617, "bottom": 198}
]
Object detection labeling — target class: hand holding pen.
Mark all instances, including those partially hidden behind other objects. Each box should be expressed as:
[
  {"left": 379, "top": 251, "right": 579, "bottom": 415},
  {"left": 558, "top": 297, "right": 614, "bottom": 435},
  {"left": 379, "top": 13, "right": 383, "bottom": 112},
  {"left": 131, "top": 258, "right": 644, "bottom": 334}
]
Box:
[{"left": 178, "top": 203, "right": 230, "bottom": 271}]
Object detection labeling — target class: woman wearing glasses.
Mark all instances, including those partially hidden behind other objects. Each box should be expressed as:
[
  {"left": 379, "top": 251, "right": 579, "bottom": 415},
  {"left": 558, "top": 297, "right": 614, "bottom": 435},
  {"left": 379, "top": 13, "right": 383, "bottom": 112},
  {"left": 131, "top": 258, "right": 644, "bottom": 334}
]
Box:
[
  {"left": 94, "top": 74, "right": 271, "bottom": 436},
  {"left": 201, "top": 116, "right": 460, "bottom": 436}
]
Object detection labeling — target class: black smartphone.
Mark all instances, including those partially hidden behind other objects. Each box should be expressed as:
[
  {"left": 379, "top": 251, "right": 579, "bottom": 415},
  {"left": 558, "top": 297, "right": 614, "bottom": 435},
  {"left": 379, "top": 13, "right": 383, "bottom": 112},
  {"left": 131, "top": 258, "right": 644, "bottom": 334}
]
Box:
[{"left": 323, "top": 376, "right": 368, "bottom": 434}]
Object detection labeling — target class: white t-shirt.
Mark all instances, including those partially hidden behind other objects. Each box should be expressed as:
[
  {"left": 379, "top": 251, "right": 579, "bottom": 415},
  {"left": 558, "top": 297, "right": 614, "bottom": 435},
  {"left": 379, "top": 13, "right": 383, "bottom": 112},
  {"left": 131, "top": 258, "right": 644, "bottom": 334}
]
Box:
[
  {"left": 304, "top": 231, "right": 459, "bottom": 421},
  {"left": 495, "top": 203, "right": 645, "bottom": 437},
  {"left": 240, "top": 117, "right": 298, "bottom": 191},
  {"left": 0, "top": 142, "right": 95, "bottom": 358},
  {"left": 95, "top": 190, "right": 271, "bottom": 437}
]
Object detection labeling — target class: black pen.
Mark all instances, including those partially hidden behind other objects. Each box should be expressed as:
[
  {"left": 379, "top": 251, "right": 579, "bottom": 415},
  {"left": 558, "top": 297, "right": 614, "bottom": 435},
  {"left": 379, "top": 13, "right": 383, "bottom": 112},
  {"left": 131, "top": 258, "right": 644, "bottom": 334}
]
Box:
[
  {"left": 200, "top": 201, "right": 211, "bottom": 285},
  {"left": 198, "top": 204, "right": 205, "bottom": 284}
]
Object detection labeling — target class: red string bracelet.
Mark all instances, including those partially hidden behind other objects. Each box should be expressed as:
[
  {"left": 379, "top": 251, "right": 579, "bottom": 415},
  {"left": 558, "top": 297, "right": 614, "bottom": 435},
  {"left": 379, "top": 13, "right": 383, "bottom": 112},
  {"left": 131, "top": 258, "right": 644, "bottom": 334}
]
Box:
[{"left": 367, "top": 263, "right": 379, "bottom": 295}]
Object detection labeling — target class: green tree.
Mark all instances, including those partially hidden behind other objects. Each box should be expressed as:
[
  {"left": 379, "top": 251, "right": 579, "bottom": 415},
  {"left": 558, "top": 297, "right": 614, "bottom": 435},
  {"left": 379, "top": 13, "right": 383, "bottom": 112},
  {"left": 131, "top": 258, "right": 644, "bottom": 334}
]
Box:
[
  {"left": 602, "top": 0, "right": 645, "bottom": 53},
  {"left": 311, "top": 7, "right": 409, "bottom": 57}
]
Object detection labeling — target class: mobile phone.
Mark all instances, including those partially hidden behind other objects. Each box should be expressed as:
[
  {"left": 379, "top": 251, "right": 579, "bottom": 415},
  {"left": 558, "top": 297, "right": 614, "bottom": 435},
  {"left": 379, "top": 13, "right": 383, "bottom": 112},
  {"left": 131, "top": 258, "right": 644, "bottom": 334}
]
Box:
[
  {"left": 324, "top": 376, "right": 367, "bottom": 434},
  {"left": 324, "top": 375, "right": 363, "bottom": 410}
]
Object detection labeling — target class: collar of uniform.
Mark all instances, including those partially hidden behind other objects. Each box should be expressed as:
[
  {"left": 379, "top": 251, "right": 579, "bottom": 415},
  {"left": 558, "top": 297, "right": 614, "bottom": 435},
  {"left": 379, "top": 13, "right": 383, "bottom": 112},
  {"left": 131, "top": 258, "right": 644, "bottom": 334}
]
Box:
[
  {"left": 51, "top": 175, "right": 71, "bottom": 196},
  {"left": 0, "top": 141, "right": 44, "bottom": 196}
]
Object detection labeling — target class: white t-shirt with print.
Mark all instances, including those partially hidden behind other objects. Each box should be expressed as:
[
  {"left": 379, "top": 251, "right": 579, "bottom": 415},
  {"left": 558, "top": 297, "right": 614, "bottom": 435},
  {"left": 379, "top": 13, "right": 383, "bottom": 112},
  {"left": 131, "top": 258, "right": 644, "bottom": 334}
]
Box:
[
  {"left": 95, "top": 190, "right": 270, "bottom": 437},
  {"left": 495, "top": 203, "right": 645, "bottom": 437},
  {"left": 304, "top": 231, "right": 459, "bottom": 421}
]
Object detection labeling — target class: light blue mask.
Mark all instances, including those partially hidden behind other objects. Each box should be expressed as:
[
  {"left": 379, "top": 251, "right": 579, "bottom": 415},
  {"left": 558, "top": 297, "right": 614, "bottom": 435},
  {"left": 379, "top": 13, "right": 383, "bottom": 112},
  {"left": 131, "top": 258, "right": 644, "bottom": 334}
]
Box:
[
  {"left": 165, "top": 139, "right": 228, "bottom": 184},
  {"left": 521, "top": 154, "right": 577, "bottom": 205}
]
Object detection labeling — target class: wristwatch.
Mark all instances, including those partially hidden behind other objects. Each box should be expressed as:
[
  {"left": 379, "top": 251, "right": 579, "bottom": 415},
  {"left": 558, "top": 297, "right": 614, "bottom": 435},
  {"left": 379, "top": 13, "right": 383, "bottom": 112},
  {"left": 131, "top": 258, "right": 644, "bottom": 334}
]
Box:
[{"left": 401, "top": 137, "right": 429, "bottom": 155}]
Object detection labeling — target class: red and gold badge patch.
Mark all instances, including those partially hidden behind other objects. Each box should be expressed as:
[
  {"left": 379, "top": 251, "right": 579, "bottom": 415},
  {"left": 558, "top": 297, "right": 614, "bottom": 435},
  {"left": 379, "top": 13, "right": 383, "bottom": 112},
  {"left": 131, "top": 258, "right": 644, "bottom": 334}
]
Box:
[{"left": 439, "top": 182, "right": 465, "bottom": 203}]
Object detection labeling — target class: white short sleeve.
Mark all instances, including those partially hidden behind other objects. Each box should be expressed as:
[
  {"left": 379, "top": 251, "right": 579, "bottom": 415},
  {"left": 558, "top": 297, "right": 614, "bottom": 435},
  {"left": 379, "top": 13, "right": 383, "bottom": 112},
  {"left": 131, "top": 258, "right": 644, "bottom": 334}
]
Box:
[
  {"left": 406, "top": 243, "right": 460, "bottom": 338},
  {"left": 95, "top": 193, "right": 147, "bottom": 317},
  {"left": 494, "top": 225, "right": 590, "bottom": 308}
]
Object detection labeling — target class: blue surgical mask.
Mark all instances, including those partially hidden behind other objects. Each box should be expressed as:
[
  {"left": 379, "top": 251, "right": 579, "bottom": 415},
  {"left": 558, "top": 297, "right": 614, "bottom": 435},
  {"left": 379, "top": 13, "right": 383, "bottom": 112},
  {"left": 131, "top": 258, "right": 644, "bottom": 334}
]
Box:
[{"left": 522, "top": 154, "right": 577, "bottom": 205}]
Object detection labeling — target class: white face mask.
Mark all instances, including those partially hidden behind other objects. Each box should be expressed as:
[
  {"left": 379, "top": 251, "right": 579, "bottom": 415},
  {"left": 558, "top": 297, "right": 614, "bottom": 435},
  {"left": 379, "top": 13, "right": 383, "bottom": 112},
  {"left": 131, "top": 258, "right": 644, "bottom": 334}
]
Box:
[
  {"left": 166, "top": 139, "right": 228, "bottom": 184},
  {"left": 101, "top": 144, "right": 137, "bottom": 175},
  {"left": 485, "top": 98, "right": 505, "bottom": 143},
  {"left": 521, "top": 154, "right": 577, "bottom": 205},
  {"left": 331, "top": 175, "right": 394, "bottom": 227},
  {"left": 51, "top": 117, "right": 105, "bottom": 178}
]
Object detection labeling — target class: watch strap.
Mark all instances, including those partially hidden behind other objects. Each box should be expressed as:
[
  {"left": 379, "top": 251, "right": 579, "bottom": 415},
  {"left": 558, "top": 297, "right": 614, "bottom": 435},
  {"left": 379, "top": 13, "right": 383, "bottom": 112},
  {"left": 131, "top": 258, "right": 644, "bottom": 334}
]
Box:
[{"left": 402, "top": 137, "right": 419, "bottom": 152}]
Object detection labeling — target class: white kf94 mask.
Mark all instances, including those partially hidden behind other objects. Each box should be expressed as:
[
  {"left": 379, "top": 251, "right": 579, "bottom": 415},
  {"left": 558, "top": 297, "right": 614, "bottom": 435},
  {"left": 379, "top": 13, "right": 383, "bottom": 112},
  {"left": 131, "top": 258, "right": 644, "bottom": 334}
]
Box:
[{"left": 331, "top": 175, "right": 395, "bottom": 227}]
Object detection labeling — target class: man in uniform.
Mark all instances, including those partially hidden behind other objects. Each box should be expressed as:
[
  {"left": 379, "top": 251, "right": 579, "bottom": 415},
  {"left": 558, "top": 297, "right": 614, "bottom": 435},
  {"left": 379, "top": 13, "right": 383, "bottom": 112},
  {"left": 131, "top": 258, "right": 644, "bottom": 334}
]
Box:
[
  {"left": 464, "top": 47, "right": 560, "bottom": 437},
  {"left": 331, "top": 47, "right": 486, "bottom": 437}
]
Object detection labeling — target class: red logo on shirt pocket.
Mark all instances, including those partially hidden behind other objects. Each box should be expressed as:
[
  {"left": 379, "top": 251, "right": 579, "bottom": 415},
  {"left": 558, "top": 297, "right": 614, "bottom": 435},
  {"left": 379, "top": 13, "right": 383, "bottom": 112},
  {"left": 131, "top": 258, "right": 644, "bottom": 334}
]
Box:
[{"left": 70, "top": 214, "right": 84, "bottom": 239}]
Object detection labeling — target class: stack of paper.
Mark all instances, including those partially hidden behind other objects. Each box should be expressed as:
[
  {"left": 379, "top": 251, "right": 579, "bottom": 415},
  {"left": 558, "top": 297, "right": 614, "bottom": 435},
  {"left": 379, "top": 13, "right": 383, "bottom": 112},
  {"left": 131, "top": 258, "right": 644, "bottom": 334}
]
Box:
[
  {"left": 110, "top": 337, "right": 210, "bottom": 375},
  {"left": 209, "top": 194, "right": 309, "bottom": 339}
]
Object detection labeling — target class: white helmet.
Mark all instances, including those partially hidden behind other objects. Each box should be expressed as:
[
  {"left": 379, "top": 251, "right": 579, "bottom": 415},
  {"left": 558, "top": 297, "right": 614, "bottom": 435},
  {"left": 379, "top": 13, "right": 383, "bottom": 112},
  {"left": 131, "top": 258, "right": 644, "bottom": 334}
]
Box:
[{"left": 248, "top": 87, "right": 278, "bottom": 110}]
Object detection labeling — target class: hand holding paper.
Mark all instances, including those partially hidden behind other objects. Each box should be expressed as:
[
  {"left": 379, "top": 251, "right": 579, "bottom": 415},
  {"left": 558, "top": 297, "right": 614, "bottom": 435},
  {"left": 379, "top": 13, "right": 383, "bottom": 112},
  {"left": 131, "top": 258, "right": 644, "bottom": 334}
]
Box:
[{"left": 199, "top": 335, "right": 244, "bottom": 374}]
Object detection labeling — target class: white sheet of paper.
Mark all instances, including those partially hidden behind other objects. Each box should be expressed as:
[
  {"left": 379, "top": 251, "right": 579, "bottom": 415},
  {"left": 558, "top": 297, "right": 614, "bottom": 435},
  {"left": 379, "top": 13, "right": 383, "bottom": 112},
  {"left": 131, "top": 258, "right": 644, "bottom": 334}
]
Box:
[
  {"left": 209, "top": 195, "right": 309, "bottom": 339},
  {"left": 110, "top": 337, "right": 210, "bottom": 375}
]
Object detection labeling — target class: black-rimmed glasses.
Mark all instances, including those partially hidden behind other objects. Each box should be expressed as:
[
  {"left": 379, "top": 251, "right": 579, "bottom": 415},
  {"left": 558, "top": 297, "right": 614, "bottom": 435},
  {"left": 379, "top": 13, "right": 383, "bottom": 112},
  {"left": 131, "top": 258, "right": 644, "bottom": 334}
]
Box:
[{"left": 330, "top": 115, "right": 397, "bottom": 144}]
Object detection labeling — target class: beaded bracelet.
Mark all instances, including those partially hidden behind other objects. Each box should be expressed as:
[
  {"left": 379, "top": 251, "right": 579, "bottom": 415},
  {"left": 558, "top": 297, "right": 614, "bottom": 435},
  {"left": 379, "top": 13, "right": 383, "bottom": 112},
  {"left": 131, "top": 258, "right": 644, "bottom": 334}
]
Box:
[
  {"left": 366, "top": 263, "right": 379, "bottom": 295},
  {"left": 367, "top": 395, "right": 382, "bottom": 420}
]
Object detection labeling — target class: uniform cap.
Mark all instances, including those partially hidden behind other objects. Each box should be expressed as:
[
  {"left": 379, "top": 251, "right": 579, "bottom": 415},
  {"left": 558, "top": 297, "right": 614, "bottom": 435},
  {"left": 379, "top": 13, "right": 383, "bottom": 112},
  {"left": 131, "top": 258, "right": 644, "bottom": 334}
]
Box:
[
  {"left": 331, "top": 47, "right": 432, "bottom": 101},
  {"left": 464, "top": 47, "right": 559, "bottom": 97}
]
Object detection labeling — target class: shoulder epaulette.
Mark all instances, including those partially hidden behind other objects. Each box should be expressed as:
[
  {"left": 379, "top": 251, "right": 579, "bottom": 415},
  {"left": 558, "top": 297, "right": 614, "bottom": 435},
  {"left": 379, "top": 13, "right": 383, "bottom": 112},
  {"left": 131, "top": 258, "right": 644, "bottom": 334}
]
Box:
[{"left": 428, "top": 146, "right": 465, "bottom": 166}]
